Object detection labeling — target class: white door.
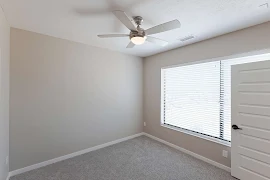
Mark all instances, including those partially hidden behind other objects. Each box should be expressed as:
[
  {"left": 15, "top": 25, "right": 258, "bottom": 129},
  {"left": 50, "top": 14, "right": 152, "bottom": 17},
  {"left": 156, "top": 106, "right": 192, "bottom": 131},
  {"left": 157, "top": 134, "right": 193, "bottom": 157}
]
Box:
[{"left": 231, "top": 60, "right": 270, "bottom": 180}]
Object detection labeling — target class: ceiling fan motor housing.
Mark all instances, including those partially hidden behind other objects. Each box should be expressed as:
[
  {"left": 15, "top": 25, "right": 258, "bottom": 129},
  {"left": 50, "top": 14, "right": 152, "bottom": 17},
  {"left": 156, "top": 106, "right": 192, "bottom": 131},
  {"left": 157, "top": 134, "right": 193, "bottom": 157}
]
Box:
[
  {"left": 129, "top": 29, "right": 146, "bottom": 39},
  {"left": 130, "top": 16, "right": 146, "bottom": 40}
]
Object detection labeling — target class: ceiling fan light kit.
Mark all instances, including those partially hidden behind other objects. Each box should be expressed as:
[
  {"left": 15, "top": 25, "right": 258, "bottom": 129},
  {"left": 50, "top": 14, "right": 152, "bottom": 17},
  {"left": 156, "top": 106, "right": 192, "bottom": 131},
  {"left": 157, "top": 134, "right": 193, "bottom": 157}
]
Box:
[
  {"left": 131, "top": 36, "right": 147, "bottom": 45},
  {"left": 97, "top": 10, "right": 181, "bottom": 48}
]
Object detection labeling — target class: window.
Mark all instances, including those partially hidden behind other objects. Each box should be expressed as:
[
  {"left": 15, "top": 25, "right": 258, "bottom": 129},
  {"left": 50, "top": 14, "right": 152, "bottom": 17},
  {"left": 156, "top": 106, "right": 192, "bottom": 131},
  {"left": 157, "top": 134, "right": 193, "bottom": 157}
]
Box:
[{"left": 161, "top": 55, "right": 269, "bottom": 143}]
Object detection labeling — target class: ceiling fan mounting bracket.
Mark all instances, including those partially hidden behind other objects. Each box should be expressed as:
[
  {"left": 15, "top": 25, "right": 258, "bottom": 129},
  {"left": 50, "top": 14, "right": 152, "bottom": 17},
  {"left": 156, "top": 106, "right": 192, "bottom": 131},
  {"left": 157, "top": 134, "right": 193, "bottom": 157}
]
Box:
[{"left": 133, "top": 16, "right": 143, "bottom": 26}]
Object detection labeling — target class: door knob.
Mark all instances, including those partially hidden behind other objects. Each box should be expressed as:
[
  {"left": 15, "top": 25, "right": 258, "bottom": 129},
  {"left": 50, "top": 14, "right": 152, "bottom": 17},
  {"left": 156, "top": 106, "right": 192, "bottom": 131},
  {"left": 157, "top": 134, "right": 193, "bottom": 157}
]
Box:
[{"left": 232, "top": 125, "right": 242, "bottom": 130}]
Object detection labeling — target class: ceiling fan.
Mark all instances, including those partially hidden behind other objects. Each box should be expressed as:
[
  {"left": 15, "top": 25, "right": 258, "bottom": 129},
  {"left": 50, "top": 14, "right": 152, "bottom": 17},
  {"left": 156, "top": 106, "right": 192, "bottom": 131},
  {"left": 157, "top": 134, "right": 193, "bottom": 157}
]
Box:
[{"left": 97, "top": 11, "right": 181, "bottom": 48}]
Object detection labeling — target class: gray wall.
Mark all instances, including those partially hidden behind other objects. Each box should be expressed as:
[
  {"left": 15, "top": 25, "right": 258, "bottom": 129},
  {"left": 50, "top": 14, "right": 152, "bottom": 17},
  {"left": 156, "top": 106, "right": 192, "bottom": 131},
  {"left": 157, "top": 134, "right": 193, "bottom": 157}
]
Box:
[
  {"left": 0, "top": 7, "right": 10, "bottom": 180},
  {"left": 143, "top": 22, "right": 270, "bottom": 167},
  {"left": 10, "top": 28, "right": 143, "bottom": 171}
]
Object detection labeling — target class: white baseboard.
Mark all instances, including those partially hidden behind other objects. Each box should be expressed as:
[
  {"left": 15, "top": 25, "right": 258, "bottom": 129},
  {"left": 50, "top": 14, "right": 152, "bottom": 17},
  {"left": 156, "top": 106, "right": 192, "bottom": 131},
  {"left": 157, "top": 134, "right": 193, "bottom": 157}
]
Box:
[
  {"left": 143, "top": 133, "right": 231, "bottom": 172},
  {"left": 9, "top": 132, "right": 231, "bottom": 177},
  {"left": 9, "top": 132, "right": 144, "bottom": 177}
]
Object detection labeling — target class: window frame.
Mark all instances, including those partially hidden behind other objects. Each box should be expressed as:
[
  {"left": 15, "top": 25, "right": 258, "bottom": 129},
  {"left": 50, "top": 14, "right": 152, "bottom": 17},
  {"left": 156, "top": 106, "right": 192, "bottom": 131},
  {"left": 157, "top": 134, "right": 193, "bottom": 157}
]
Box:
[
  {"left": 160, "top": 62, "right": 231, "bottom": 147},
  {"left": 160, "top": 49, "right": 270, "bottom": 147}
]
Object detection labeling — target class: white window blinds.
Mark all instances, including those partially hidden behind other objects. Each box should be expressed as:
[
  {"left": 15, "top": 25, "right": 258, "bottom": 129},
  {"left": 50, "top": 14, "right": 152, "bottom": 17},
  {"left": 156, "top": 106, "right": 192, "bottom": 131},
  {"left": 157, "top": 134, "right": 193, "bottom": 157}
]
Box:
[
  {"left": 162, "top": 55, "right": 270, "bottom": 143},
  {"left": 162, "top": 61, "right": 222, "bottom": 140}
]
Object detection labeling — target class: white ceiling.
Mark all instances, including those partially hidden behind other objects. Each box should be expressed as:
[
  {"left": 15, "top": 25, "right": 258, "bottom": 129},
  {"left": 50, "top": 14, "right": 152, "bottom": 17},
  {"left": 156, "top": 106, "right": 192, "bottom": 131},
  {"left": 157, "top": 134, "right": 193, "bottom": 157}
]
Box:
[{"left": 1, "top": 0, "right": 270, "bottom": 57}]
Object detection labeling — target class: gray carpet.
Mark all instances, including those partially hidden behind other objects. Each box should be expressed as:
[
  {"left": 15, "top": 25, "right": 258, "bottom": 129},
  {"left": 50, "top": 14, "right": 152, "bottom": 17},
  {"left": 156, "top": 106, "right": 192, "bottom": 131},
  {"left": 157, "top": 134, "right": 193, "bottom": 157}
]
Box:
[{"left": 10, "top": 136, "right": 235, "bottom": 180}]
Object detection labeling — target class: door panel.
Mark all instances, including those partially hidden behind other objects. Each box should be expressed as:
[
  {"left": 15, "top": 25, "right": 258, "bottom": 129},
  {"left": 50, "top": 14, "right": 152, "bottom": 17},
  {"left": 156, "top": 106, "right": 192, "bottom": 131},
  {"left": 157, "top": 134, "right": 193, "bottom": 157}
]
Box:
[
  {"left": 239, "top": 69, "right": 270, "bottom": 83},
  {"left": 231, "top": 60, "right": 270, "bottom": 180},
  {"left": 241, "top": 156, "right": 270, "bottom": 179},
  {"left": 238, "top": 84, "right": 270, "bottom": 92},
  {"left": 240, "top": 168, "right": 269, "bottom": 180},
  {"left": 239, "top": 93, "right": 270, "bottom": 106},
  {"left": 239, "top": 146, "right": 270, "bottom": 164},
  {"left": 240, "top": 134, "right": 270, "bottom": 154},
  {"left": 239, "top": 105, "right": 270, "bottom": 117},
  {"left": 241, "top": 126, "right": 270, "bottom": 140}
]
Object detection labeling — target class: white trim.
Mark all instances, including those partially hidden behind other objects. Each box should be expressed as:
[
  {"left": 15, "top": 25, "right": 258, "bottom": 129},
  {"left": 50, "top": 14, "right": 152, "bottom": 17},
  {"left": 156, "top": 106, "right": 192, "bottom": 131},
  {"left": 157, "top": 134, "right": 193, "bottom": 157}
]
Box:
[
  {"left": 9, "top": 133, "right": 144, "bottom": 177},
  {"left": 161, "top": 49, "right": 270, "bottom": 69},
  {"left": 161, "top": 124, "right": 231, "bottom": 147},
  {"left": 143, "top": 132, "right": 231, "bottom": 172}
]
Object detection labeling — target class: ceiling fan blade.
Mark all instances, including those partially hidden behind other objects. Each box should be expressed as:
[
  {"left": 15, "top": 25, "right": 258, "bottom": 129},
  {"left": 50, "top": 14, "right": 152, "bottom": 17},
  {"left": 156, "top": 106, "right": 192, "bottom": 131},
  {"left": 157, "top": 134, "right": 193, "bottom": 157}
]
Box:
[
  {"left": 146, "top": 36, "right": 169, "bottom": 46},
  {"left": 126, "top": 42, "right": 135, "bottom": 48},
  {"left": 97, "top": 34, "right": 129, "bottom": 38},
  {"left": 113, "top": 10, "right": 137, "bottom": 31},
  {"left": 145, "top": 20, "right": 181, "bottom": 35}
]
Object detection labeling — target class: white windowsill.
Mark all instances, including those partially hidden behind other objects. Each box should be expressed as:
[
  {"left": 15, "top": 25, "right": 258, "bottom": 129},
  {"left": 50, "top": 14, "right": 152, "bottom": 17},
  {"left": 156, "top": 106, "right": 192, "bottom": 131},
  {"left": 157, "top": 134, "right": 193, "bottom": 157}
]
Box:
[{"left": 161, "top": 124, "right": 231, "bottom": 147}]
